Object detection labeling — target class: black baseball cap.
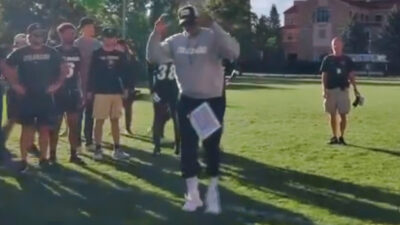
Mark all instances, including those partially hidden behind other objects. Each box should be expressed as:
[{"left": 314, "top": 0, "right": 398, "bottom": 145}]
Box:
[
  {"left": 102, "top": 27, "right": 119, "bottom": 38},
  {"left": 78, "top": 17, "right": 95, "bottom": 30},
  {"left": 26, "top": 23, "right": 46, "bottom": 34},
  {"left": 178, "top": 5, "right": 198, "bottom": 26}
]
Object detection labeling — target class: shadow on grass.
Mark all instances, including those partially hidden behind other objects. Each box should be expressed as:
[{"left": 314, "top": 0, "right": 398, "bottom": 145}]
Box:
[
  {"left": 2, "top": 141, "right": 400, "bottom": 224},
  {"left": 347, "top": 144, "right": 400, "bottom": 157},
  {"left": 234, "top": 77, "right": 400, "bottom": 87},
  {"left": 122, "top": 133, "right": 153, "bottom": 144},
  {"left": 227, "top": 83, "right": 292, "bottom": 91},
  {"left": 222, "top": 152, "right": 400, "bottom": 224},
  {"left": 0, "top": 146, "right": 315, "bottom": 225},
  {"left": 86, "top": 143, "right": 316, "bottom": 225}
]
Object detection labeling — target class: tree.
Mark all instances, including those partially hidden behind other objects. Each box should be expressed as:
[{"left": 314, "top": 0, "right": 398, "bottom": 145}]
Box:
[
  {"left": 254, "top": 15, "right": 270, "bottom": 50},
  {"left": 378, "top": 7, "right": 400, "bottom": 65},
  {"left": 0, "top": 0, "right": 86, "bottom": 44},
  {"left": 269, "top": 4, "right": 280, "bottom": 32},
  {"left": 342, "top": 19, "right": 369, "bottom": 54},
  {"left": 207, "top": 0, "right": 255, "bottom": 60}
]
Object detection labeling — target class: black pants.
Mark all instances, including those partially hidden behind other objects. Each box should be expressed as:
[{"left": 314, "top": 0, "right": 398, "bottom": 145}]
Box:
[
  {"left": 78, "top": 100, "right": 94, "bottom": 146},
  {"left": 152, "top": 96, "right": 180, "bottom": 151},
  {"left": 178, "top": 95, "right": 226, "bottom": 179},
  {"left": 123, "top": 91, "right": 135, "bottom": 131}
]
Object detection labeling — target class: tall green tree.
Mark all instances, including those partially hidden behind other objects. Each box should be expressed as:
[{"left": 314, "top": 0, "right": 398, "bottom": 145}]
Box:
[
  {"left": 342, "top": 19, "right": 369, "bottom": 54},
  {"left": 207, "top": 0, "right": 255, "bottom": 60},
  {"left": 0, "top": 0, "right": 86, "bottom": 43},
  {"left": 378, "top": 7, "right": 400, "bottom": 65},
  {"left": 269, "top": 4, "right": 280, "bottom": 32}
]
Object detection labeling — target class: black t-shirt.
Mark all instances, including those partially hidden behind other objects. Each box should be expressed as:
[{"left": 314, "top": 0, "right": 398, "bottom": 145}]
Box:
[
  {"left": 6, "top": 45, "right": 62, "bottom": 94},
  {"left": 148, "top": 62, "right": 178, "bottom": 97},
  {"left": 88, "top": 48, "right": 131, "bottom": 94},
  {"left": 56, "top": 46, "right": 81, "bottom": 91},
  {"left": 320, "top": 55, "right": 354, "bottom": 90}
]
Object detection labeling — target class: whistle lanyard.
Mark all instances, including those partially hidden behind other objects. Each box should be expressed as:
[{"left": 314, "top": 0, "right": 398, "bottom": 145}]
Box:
[{"left": 186, "top": 36, "right": 199, "bottom": 65}]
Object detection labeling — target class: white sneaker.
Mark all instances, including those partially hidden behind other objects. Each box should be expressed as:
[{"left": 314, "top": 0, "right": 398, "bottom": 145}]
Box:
[
  {"left": 182, "top": 191, "right": 203, "bottom": 212},
  {"left": 93, "top": 149, "right": 103, "bottom": 160},
  {"left": 182, "top": 177, "right": 203, "bottom": 212},
  {"left": 112, "top": 150, "right": 130, "bottom": 160},
  {"left": 205, "top": 179, "right": 221, "bottom": 215}
]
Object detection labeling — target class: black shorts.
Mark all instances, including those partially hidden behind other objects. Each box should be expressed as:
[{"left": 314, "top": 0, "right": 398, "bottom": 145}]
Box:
[
  {"left": 55, "top": 89, "right": 81, "bottom": 114},
  {"left": 153, "top": 90, "right": 178, "bottom": 122},
  {"left": 7, "top": 90, "right": 19, "bottom": 120},
  {"left": 154, "top": 88, "right": 178, "bottom": 106},
  {"left": 18, "top": 93, "right": 57, "bottom": 127}
]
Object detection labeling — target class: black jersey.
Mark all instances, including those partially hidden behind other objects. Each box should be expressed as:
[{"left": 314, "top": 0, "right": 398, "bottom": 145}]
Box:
[
  {"left": 88, "top": 48, "right": 132, "bottom": 94},
  {"left": 6, "top": 45, "right": 62, "bottom": 94},
  {"left": 56, "top": 45, "right": 81, "bottom": 91},
  {"left": 149, "top": 62, "right": 179, "bottom": 101}
]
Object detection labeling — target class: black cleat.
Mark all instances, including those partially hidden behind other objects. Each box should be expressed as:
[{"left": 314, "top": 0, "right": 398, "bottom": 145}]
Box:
[
  {"left": 39, "top": 159, "right": 51, "bottom": 169},
  {"left": 174, "top": 144, "right": 181, "bottom": 156},
  {"left": 125, "top": 128, "right": 133, "bottom": 135},
  {"left": 19, "top": 161, "right": 28, "bottom": 173},
  {"left": 70, "top": 156, "right": 86, "bottom": 166},
  {"left": 338, "top": 137, "right": 347, "bottom": 145},
  {"left": 49, "top": 154, "right": 57, "bottom": 164},
  {"left": 153, "top": 147, "right": 161, "bottom": 156},
  {"left": 328, "top": 137, "right": 339, "bottom": 145}
]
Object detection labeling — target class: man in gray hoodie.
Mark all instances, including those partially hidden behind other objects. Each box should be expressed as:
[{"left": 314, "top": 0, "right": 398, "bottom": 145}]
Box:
[
  {"left": 147, "top": 5, "right": 239, "bottom": 214},
  {"left": 74, "top": 17, "right": 102, "bottom": 151}
]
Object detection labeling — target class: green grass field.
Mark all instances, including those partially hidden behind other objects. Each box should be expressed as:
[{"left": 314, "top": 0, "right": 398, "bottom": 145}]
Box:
[{"left": 1, "top": 76, "right": 400, "bottom": 225}]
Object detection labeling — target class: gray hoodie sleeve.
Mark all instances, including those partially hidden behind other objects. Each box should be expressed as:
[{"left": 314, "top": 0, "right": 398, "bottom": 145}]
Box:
[
  {"left": 146, "top": 31, "right": 172, "bottom": 64},
  {"left": 211, "top": 22, "right": 240, "bottom": 60}
]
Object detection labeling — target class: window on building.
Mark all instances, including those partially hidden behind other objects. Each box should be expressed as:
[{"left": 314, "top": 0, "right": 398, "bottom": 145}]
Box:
[
  {"left": 313, "top": 7, "right": 330, "bottom": 23},
  {"left": 287, "top": 34, "right": 293, "bottom": 41}
]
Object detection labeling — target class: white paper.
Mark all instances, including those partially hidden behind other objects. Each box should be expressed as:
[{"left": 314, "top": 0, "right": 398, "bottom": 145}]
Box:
[{"left": 188, "top": 102, "right": 221, "bottom": 140}]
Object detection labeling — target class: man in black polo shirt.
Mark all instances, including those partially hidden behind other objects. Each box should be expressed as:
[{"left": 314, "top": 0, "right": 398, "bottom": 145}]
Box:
[
  {"left": 321, "top": 37, "right": 360, "bottom": 145},
  {"left": 3, "top": 23, "right": 66, "bottom": 171},
  {"left": 49, "top": 23, "right": 85, "bottom": 165},
  {"left": 88, "top": 28, "right": 133, "bottom": 161}
]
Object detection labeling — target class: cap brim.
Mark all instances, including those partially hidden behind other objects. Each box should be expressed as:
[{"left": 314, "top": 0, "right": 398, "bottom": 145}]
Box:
[
  {"left": 29, "top": 29, "right": 47, "bottom": 34},
  {"left": 179, "top": 18, "right": 190, "bottom": 26}
]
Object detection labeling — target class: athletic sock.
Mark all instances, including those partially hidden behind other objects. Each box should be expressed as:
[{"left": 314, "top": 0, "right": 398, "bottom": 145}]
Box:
[{"left": 209, "top": 177, "right": 219, "bottom": 189}]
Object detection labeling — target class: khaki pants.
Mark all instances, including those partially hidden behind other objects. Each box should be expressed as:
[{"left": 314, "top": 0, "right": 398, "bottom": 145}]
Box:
[
  {"left": 324, "top": 88, "right": 351, "bottom": 115},
  {"left": 93, "top": 94, "right": 123, "bottom": 119}
]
